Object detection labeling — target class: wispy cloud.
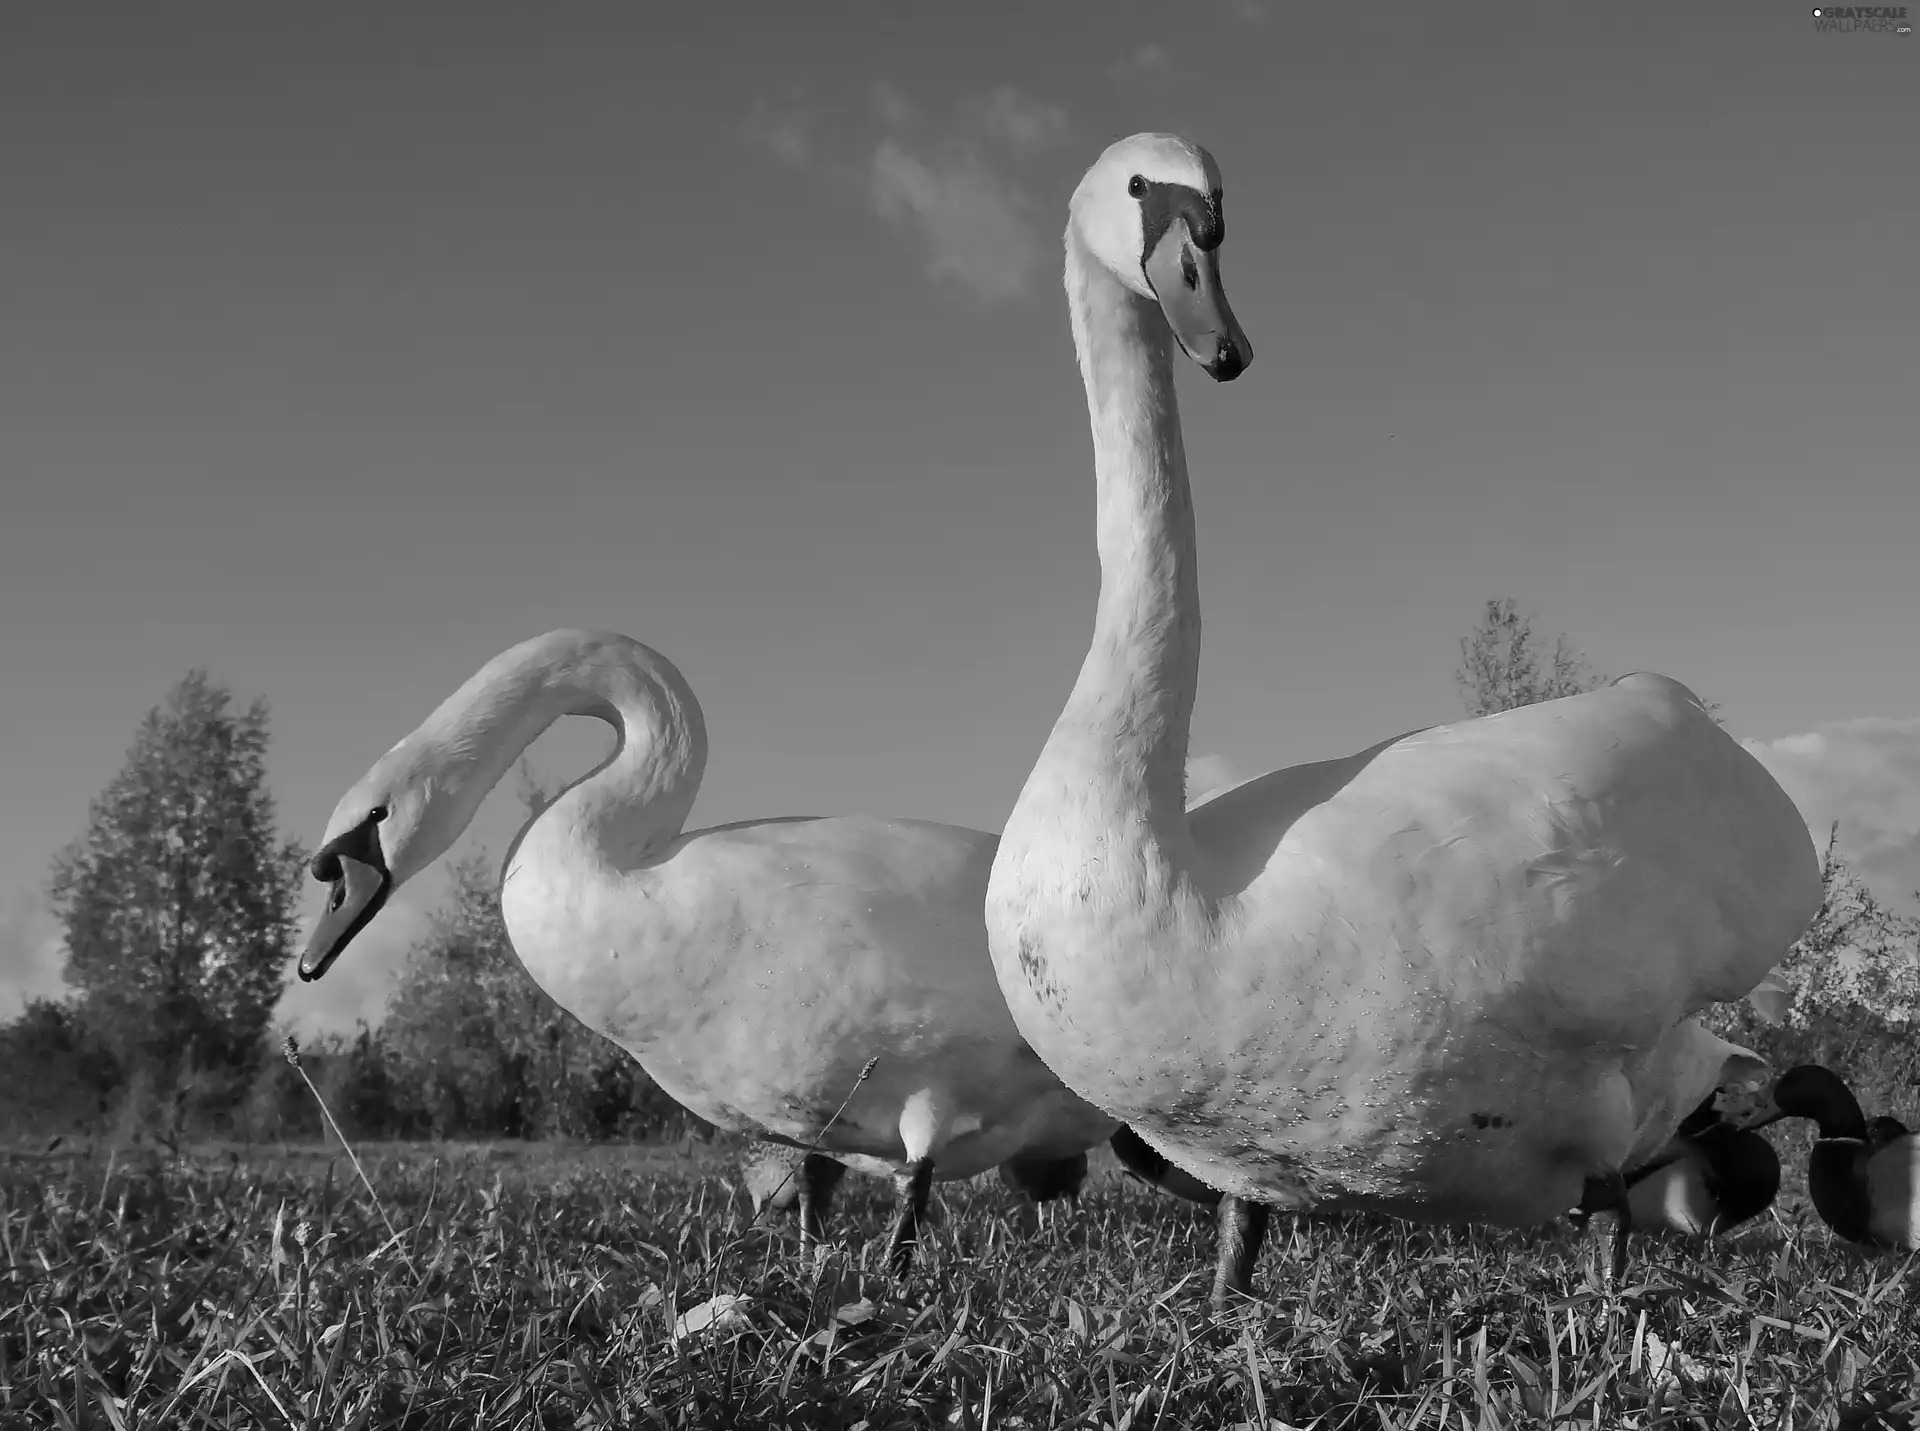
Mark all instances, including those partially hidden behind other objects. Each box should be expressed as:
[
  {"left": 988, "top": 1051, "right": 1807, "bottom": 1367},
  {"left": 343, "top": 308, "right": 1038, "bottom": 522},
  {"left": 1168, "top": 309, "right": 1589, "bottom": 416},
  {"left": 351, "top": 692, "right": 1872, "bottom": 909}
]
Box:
[
  {"left": 963, "top": 86, "right": 1070, "bottom": 156},
  {"left": 865, "top": 83, "right": 1067, "bottom": 303},
  {"left": 743, "top": 104, "right": 814, "bottom": 170},
  {"left": 869, "top": 142, "right": 1043, "bottom": 303},
  {"left": 744, "top": 81, "right": 1069, "bottom": 305},
  {"left": 1745, "top": 717, "right": 1920, "bottom": 917},
  {"left": 0, "top": 887, "right": 66, "bottom": 1020},
  {"left": 1225, "top": 0, "right": 1268, "bottom": 22},
  {"left": 1111, "top": 43, "right": 1173, "bottom": 80}
]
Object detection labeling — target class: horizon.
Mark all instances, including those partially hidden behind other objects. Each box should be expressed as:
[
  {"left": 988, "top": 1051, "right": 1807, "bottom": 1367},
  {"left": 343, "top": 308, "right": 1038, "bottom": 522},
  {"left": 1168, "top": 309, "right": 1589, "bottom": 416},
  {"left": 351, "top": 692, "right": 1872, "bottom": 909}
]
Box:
[{"left": 3, "top": 2, "right": 1916, "bottom": 1034}]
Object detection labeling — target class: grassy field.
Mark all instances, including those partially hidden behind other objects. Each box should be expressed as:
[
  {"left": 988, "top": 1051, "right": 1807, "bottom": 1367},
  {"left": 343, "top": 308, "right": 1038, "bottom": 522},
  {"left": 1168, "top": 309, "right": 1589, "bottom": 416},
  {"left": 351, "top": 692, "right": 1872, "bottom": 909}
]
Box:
[{"left": 3, "top": 1133, "right": 1916, "bottom": 1430}]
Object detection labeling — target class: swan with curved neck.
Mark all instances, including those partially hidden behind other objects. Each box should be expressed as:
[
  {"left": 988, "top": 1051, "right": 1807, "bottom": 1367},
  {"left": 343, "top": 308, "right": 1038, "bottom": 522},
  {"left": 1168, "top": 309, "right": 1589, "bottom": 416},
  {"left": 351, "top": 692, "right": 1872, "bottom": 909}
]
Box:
[
  {"left": 983, "top": 133, "right": 1821, "bottom": 1301},
  {"left": 298, "top": 628, "right": 1119, "bottom": 1274}
]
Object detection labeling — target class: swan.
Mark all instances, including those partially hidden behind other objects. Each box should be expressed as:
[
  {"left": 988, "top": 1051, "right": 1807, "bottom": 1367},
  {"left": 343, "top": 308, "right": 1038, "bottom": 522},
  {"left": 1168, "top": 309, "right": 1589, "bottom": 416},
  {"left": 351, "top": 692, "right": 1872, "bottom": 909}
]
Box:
[
  {"left": 297, "top": 628, "right": 1118, "bottom": 1276},
  {"left": 981, "top": 132, "right": 1823, "bottom": 1306},
  {"left": 1729, "top": 1065, "right": 1920, "bottom": 1252}
]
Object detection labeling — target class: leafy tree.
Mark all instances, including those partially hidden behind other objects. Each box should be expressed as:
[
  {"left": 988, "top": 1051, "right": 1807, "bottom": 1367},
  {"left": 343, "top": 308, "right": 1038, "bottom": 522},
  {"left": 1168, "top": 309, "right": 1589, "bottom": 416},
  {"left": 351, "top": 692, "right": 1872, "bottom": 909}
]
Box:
[
  {"left": 333, "top": 1022, "right": 406, "bottom": 1138},
  {"left": 0, "top": 999, "right": 118, "bottom": 1136},
  {"left": 1455, "top": 597, "right": 1606, "bottom": 717},
  {"left": 46, "top": 671, "right": 306, "bottom": 1098},
  {"left": 1701, "top": 838, "right": 1920, "bottom": 1122},
  {"left": 1762, "top": 824, "right": 1920, "bottom": 1027}
]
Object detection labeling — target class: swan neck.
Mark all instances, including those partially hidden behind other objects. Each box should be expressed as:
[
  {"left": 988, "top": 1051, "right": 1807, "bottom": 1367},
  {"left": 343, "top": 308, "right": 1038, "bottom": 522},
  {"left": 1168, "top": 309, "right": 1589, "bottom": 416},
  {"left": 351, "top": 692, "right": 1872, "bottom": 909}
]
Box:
[
  {"left": 419, "top": 634, "right": 707, "bottom": 876},
  {"left": 528, "top": 646, "right": 706, "bottom": 868},
  {"left": 1058, "top": 227, "right": 1201, "bottom": 813}
]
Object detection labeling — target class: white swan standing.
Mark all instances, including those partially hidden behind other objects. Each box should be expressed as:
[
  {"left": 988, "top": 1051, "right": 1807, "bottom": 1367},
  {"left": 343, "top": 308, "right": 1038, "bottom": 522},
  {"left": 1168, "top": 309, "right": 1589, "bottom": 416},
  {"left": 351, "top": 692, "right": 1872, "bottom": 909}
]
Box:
[
  {"left": 982, "top": 133, "right": 1822, "bottom": 1305},
  {"left": 298, "top": 629, "right": 1118, "bottom": 1275}
]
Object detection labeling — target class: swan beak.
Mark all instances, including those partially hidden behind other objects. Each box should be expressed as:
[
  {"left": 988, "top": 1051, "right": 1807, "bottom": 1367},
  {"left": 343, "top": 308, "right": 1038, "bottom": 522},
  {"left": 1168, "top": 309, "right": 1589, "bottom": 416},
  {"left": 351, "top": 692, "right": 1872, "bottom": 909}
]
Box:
[
  {"left": 299, "top": 821, "right": 390, "bottom": 982},
  {"left": 1145, "top": 222, "right": 1252, "bottom": 382}
]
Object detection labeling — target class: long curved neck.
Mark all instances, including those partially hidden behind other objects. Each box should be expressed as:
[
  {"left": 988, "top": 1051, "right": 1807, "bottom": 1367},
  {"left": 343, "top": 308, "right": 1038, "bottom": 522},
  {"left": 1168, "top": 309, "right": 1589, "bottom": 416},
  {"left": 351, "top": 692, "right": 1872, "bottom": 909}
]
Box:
[
  {"left": 1047, "top": 226, "right": 1201, "bottom": 826},
  {"left": 418, "top": 631, "right": 707, "bottom": 879}
]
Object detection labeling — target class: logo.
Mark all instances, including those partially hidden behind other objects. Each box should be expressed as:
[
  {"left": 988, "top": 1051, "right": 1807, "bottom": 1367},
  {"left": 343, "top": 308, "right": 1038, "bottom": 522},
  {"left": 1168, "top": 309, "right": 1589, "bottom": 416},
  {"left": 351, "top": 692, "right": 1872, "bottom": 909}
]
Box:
[{"left": 1811, "top": 5, "right": 1912, "bottom": 31}]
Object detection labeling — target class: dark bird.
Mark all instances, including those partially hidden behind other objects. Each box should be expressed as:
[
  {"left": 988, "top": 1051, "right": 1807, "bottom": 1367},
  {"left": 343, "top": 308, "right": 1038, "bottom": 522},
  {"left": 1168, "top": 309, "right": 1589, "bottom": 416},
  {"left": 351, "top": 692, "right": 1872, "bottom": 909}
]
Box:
[{"left": 1728, "top": 1065, "right": 1919, "bottom": 1253}]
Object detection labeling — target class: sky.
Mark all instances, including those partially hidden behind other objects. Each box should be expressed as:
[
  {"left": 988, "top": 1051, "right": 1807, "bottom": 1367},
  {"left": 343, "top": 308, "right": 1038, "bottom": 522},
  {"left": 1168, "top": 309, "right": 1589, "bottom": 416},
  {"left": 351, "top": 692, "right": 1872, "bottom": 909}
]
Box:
[{"left": 3, "top": 2, "right": 1916, "bottom": 1036}]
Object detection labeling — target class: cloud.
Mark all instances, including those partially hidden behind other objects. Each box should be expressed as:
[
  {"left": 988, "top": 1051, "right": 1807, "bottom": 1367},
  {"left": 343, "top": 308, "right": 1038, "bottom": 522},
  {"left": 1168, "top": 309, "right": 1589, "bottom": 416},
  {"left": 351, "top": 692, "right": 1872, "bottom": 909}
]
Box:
[
  {"left": 872, "top": 82, "right": 919, "bottom": 132},
  {"left": 745, "top": 82, "right": 1067, "bottom": 305},
  {"left": 1225, "top": 0, "right": 1268, "bottom": 22},
  {"left": 1186, "top": 753, "right": 1247, "bottom": 806},
  {"left": 273, "top": 892, "right": 433, "bottom": 1038},
  {"left": 1744, "top": 717, "right": 1920, "bottom": 917},
  {"left": 0, "top": 888, "right": 67, "bottom": 1020},
  {"left": 963, "top": 86, "right": 1069, "bottom": 155},
  {"left": 864, "top": 84, "right": 1068, "bottom": 302},
  {"left": 1111, "top": 43, "right": 1173, "bottom": 80},
  {"left": 869, "top": 141, "right": 1044, "bottom": 303},
  {"left": 743, "top": 105, "right": 813, "bottom": 169}
]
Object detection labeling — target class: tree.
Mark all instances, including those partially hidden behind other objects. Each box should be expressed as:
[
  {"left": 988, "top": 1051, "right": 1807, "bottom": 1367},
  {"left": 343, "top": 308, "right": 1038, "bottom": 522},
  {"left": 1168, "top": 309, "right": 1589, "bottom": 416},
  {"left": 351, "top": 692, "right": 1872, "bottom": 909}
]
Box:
[
  {"left": 1455, "top": 597, "right": 1607, "bottom": 718},
  {"left": 0, "top": 999, "right": 118, "bottom": 1137},
  {"left": 1769, "top": 824, "right": 1920, "bottom": 1027},
  {"left": 47, "top": 671, "right": 306, "bottom": 1095}
]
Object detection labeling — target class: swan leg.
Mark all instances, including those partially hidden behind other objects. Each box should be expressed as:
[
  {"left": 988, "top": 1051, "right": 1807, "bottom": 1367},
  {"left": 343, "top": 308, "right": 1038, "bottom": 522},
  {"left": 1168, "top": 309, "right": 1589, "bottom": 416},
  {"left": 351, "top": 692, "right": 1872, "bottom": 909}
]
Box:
[
  {"left": 1579, "top": 1172, "right": 1633, "bottom": 1286},
  {"left": 1210, "top": 1194, "right": 1271, "bottom": 1310},
  {"left": 796, "top": 1153, "right": 847, "bottom": 1246},
  {"left": 888, "top": 1158, "right": 934, "bottom": 1278},
  {"left": 1611, "top": 1208, "right": 1632, "bottom": 1284}
]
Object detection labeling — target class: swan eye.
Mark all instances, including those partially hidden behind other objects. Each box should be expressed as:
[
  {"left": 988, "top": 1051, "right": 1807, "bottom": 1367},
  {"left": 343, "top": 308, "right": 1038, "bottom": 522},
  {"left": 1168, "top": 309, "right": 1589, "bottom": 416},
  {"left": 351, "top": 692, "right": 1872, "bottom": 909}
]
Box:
[
  {"left": 1127, "top": 174, "right": 1147, "bottom": 198},
  {"left": 1180, "top": 250, "right": 1198, "bottom": 290},
  {"left": 369, "top": 805, "right": 390, "bottom": 823}
]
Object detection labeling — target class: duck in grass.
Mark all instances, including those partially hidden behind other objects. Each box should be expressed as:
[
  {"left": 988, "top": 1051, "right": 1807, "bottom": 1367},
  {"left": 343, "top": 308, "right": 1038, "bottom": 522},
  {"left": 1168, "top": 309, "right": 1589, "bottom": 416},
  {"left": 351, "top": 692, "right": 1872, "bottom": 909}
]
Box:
[
  {"left": 747, "top": 1130, "right": 1216, "bottom": 1242},
  {"left": 741, "top": 1141, "right": 1091, "bottom": 1239},
  {"left": 1570, "top": 1091, "right": 1782, "bottom": 1262},
  {"left": 1727, "top": 1064, "right": 1920, "bottom": 1254}
]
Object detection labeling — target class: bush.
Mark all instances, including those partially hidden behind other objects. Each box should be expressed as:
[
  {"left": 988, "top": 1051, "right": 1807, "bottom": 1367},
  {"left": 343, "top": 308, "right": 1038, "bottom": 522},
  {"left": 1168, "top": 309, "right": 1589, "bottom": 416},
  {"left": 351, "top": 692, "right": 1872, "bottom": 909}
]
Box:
[{"left": 0, "top": 1000, "right": 120, "bottom": 1140}]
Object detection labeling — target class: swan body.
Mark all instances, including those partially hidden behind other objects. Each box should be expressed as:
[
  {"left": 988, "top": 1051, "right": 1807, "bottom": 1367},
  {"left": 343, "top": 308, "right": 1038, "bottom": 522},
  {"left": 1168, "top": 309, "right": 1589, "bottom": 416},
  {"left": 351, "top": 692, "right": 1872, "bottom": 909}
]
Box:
[
  {"left": 983, "top": 133, "right": 1822, "bottom": 1247},
  {"left": 299, "top": 630, "right": 1117, "bottom": 1269}
]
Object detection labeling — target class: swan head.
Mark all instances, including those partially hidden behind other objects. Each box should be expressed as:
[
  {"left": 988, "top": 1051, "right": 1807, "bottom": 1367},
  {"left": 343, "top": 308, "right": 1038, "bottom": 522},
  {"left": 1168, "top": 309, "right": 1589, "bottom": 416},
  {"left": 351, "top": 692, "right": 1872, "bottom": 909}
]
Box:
[
  {"left": 297, "top": 734, "right": 480, "bottom": 982},
  {"left": 1069, "top": 132, "right": 1253, "bottom": 382}
]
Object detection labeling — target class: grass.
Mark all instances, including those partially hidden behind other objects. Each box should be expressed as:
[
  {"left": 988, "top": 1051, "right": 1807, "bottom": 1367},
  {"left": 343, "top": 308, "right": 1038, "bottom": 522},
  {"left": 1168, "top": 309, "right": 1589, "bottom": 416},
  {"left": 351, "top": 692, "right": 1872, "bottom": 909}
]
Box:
[{"left": 3, "top": 1134, "right": 1918, "bottom": 1430}]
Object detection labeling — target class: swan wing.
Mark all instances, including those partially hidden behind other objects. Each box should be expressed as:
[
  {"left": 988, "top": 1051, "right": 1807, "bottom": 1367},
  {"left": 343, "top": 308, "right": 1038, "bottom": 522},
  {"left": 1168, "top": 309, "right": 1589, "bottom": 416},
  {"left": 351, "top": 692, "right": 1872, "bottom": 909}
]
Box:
[{"left": 1200, "top": 675, "right": 1819, "bottom": 1051}]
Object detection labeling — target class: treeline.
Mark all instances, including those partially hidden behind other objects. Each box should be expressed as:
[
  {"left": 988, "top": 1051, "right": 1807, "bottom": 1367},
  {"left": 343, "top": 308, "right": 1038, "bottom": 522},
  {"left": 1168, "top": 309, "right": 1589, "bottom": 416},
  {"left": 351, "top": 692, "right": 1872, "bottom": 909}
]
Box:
[{"left": 0, "top": 669, "right": 697, "bottom": 1147}]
